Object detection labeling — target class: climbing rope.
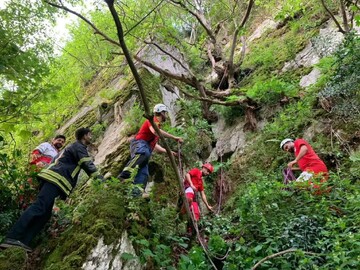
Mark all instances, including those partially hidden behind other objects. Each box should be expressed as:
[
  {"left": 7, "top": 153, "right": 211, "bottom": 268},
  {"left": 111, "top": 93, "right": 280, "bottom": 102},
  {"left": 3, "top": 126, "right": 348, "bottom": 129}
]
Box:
[
  {"left": 216, "top": 150, "right": 224, "bottom": 215},
  {"left": 191, "top": 204, "right": 219, "bottom": 270},
  {"left": 176, "top": 143, "right": 219, "bottom": 269},
  {"left": 177, "top": 141, "right": 184, "bottom": 180}
]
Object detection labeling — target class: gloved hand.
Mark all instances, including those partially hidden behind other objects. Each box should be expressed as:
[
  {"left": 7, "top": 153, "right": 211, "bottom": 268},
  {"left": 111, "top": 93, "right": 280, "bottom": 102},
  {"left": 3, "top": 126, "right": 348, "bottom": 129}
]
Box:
[{"left": 96, "top": 174, "right": 105, "bottom": 182}]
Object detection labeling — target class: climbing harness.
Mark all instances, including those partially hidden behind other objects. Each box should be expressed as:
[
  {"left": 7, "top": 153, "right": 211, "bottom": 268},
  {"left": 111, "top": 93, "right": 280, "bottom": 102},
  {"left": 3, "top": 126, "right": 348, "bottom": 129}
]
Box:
[{"left": 282, "top": 167, "right": 296, "bottom": 185}]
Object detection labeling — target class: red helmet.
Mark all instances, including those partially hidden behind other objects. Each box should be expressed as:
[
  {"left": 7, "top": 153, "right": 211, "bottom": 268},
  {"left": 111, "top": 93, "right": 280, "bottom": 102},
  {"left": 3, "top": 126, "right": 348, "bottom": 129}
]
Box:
[{"left": 202, "top": 163, "right": 214, "bottom": 173}]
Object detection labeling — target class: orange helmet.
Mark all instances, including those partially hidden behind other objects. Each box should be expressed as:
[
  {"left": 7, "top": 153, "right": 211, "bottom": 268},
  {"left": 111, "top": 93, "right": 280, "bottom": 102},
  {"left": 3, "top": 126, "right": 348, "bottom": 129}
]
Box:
[{"left": 202, "top": 163, "right": 214, "bottom": 173}]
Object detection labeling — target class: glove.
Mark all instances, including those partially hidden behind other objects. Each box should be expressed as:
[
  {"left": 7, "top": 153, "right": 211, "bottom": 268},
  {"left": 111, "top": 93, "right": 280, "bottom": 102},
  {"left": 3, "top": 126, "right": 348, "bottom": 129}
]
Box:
[{"left": 96, "top": 174, "right": 105, "bottom": 182}]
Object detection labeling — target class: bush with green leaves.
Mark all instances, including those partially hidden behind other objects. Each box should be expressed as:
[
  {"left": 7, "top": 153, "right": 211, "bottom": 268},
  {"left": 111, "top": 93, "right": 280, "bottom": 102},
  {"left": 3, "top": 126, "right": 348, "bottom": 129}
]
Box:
[
  {"left": 318, "top": 32, "right": 360, "bottom": 119},
  {"left": 177, "top": 171, "right": 360, "bottom": 270},
  {"left": 0, "top": 136, "right": 32, "bottom": 240},
  {"left": 246, "top": 77, "right": 298, "bottom": 105}
]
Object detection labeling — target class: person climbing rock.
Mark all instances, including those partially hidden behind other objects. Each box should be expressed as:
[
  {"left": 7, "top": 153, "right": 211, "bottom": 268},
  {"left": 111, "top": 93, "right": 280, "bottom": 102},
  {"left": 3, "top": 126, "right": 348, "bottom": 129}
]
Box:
[
  {"left": 30, "top": 135, "right": 66, "bottom": 169},
  {"left": 0, "top": 128, "right": 103, "bottom": 252},
  {"left": 280, "top": 138, "right": 329, "bottom": 188},
  {"left": 182, "top": 163, "right": 214, "bottom": 221},
  {"left": 118, "top": 103, "right": 183, "bottom": 197}
]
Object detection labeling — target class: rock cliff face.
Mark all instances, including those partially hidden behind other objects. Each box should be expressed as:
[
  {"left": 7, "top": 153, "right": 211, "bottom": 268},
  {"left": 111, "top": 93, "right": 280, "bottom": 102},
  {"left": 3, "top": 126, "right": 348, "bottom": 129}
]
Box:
[
  {"left": 2, "top": 9, "right": 357, "bottom": 269},
  {"left": 50, "top": 18, "right": 353, "bottom": 269},
  {"left": 82, "top": 233, "right": 141, "bottom": 270}
]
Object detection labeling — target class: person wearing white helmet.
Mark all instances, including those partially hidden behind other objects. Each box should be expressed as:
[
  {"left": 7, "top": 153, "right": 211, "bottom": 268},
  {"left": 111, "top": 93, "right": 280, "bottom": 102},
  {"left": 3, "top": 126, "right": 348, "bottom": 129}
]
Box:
[
  {"left": 118, "top": 103, "right": 183, "bottom": 196},
  {"left": 280, "top": 138, "right": 328, "bottom": 186}
]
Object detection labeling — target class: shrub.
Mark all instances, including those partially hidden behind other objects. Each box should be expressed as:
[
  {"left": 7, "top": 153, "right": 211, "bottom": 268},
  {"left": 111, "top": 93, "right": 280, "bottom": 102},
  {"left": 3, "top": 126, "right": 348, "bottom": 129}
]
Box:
[
  {"left": 246, "top": 77, "right": 298, "bottom": 105},
  {"left": 318, "top": 32, "right": 360, "bottom": 119}
]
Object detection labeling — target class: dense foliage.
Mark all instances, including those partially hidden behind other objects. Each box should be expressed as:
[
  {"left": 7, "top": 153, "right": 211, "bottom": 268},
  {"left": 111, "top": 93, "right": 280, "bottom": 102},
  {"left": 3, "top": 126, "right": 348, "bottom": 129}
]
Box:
[
  {"left": 318, "top": 32, "right": 360, "bottom": 119},
  {"left": 0, "top": 136, "right": 34, "bottom": 241},
  {"left": 0, "top": 0, "right": 359, "bottom": 269}
]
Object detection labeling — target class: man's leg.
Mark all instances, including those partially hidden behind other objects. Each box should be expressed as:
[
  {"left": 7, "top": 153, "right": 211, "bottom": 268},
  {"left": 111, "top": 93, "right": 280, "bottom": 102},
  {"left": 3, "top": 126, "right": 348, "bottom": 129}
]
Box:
[
  {"left": 191, "top": 202, "right": 201, "bottom": 221},
  {"left": 118, "top": 154, "right": 142, "bottom": 179},
  {"left": 296, "top": 171, "right": 313, "bottom": 182},
  {"left": 118, "top": 140, "right": 150, "bottom": 180},
  {"left": 184, "top": 188, "right": 201, "bottom": 220},
  {"left": 133, "top": 163, "right": 149, "bottom": 187},
  {"left": 119, "top": 141, "right": 151, "bottom": 196},
  {"left": 6, "top": 181, "right": 63, "bottom": 246}
]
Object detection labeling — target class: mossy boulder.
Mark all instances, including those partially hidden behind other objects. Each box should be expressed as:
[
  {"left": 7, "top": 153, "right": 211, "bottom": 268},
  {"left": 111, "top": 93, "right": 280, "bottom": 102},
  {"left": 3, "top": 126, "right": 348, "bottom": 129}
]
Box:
[
  {"left": 41, "top": 181, "right": 128, "bottom": 269},
  {"left": 0, "top": 247, "right": 27, "bottom": 270}
]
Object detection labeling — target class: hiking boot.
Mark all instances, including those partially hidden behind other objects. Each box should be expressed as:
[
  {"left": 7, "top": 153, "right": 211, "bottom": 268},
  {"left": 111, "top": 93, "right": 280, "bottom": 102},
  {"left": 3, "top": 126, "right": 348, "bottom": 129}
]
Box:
[
  {"left": 141, "top": 192, "right": 150, "bottom": 199},
  {"left": 0, "top": 238, "right": 32, "bottom": 252}
]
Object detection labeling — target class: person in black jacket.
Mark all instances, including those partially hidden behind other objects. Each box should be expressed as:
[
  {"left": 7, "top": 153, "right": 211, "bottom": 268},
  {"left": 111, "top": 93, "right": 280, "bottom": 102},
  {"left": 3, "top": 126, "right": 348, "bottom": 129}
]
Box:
[{"left": 0, "top": 127, "right": 103, "bottom": 252}]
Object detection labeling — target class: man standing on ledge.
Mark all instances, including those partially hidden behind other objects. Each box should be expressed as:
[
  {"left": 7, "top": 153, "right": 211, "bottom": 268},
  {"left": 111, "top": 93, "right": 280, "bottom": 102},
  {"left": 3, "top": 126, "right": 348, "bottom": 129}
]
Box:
[
  {"left": 280, "top": 138, "right": 328, "bottom": 185},
  {"left": 0, "top": 127, "right": 103, "bottom": 252},
  {"left": 118, "top": 103, "right": 183, "bottom": 197}
]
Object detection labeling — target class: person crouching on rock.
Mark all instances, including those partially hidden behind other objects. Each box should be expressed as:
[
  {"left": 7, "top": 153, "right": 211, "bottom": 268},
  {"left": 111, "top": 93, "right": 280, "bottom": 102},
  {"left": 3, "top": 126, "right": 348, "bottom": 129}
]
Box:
[
  {"left": 280, "top": 138, "right": 329, "bottom": 192},
  {"left": 117, "top": 103, "right": 183, "bottom": 197}
]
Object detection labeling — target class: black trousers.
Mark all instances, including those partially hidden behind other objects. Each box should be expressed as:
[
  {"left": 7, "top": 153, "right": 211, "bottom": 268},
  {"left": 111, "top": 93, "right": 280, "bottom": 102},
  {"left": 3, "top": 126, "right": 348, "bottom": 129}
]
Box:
[{"left": 7, "top": 181, "right": 64, "bottom": 246}]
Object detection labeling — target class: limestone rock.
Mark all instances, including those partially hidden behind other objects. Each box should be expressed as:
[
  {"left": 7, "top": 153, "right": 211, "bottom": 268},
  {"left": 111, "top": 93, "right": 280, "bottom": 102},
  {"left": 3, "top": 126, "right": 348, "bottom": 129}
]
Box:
[
  {"left": 82, "top": 232, "right": 141, "bottom": 270},
  {"left": 282, "top": 20, "right": 344, "bottom": 72},
  {"left": 299, "top": 68, "right": 322, "bottom": 88},
  {"left": 160, "top": 85, "right": 180, "bottom": 127},
  {"left": 248, "top": 19, "right": 279, "bottom": 43},
  {"left": 209, "top": 116, "right": 247, "bottom": 161},
  {"left": 58, "top": 106, "right": 94, "bottom": 135},
  {"left": 137, "top": 44, "right": 189, "bottom": 76}
]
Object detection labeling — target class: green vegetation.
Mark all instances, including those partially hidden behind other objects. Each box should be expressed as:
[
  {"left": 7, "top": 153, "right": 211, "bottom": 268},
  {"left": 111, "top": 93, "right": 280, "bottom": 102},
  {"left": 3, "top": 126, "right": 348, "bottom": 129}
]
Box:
[
  {"left": 318, "top": 32, "right": 360, "bottom": 119},
  {"left": 41, "top": 179, "right": 128, "bottom": 269},
  {"left": 1, "top": 0, "right": 360, "bottom": 269},
  {"left": 0, "top": 247, "right": 27, "bottom": 270}
]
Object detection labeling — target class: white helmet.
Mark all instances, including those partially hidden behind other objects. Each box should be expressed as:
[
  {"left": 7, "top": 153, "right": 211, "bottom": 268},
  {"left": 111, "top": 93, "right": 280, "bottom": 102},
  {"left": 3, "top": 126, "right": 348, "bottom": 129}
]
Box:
[
  {"left": 153, "top": 103, "right": 168, "bottom": 113},
  {"left": 280, "top": 138, "right": 294, "bottom": 150}
]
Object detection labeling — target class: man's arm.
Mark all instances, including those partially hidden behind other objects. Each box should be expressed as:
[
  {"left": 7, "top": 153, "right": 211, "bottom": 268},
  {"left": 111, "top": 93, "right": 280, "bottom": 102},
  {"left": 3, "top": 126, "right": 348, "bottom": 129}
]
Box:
[
  {"left": 30, "top": 150, "right": 42, "bottom": 163},
  {"left": 149, "top": 125, "right": 183, "bottom": 143},
  {"left": 288, "top": 145, "right": 308, "bottom": 168},
  {"left": 76, "top": 144, "right": 101, "bottom": 179},
  {"left": 185, "top": 173, "right": 197, "bottom": 191},
  {"left": 153, "top": 143, "right": 166, "bottom": 153},
  {"left": 153, "top": 143, "right": 178, "bottom": 156},
  {"left": 200, "top": 190, "right": 213, "bottom": 211},
  {"left": 30, "top": 142, "right": 49, "bottom": 162}
]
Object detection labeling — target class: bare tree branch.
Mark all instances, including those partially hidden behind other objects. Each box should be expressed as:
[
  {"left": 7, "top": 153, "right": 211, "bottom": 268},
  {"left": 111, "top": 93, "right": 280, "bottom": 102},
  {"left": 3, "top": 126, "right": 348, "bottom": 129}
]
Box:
[
  {"left": 45, "top": 0, "right": 122, "bottom": 47},
  {"left": 320, "top": 0, "right": 346, "bottom": 33},
  {"left": 171, "top": 84, "right": 248, "bottom": 106},
  {"left": 207, "top": 43, "right": 216, "bottom": 69},
  {"left": 340, "top": 0, "right": 350, "bottom": 32},
  {"left": 228, "top": 0, "right": 254, "bottom": 87},
  {"left": 124, "top": 0, "right": 165, "bottom": 36},
  {"left": 134, "top": 54, "right": 198, "bottom": 87},
  {"left": 143, "top": 41, "right": 193, "bottom": 76},
  {"left": 169, "top": 0, "right": 216, "bottom": 43},
  {"left": 135, "top": 54, "right": 250, "bottom": 107},
  {"left": 205, "top": 88, "right": 233, "bottom": 99},
  {"left": 135, "top": 54, "right": 247, "bottom": 102}
]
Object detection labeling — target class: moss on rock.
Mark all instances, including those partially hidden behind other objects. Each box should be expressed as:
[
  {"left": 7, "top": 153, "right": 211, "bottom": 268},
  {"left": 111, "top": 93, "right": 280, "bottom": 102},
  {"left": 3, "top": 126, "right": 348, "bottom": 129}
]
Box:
[
  {"left": 41, "top": 181, "right": 127, "bottom": 269},
  {"left": 0, "top": 247, "right": 27, "bottom": 270}
]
